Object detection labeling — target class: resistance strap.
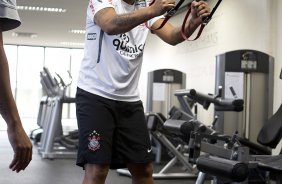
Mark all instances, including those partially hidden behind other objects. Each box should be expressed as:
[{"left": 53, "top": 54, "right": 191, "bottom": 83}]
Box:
[
  {"left": 181, "top": 0, "right": 222, "bottom": 40},
  {"left": 145, "top": 0, "right": 187, "bottom": 30},
  {"left": 146, "top": 0, "right": 223, "bottom": 41}
]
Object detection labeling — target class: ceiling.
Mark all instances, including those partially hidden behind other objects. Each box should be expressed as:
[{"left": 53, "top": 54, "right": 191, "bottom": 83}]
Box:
[
  {"left": 3, "top": 0, "right": 89, "bottom": 49},
  {"left": 3, "top": 0, "right": 192, "bottom": 49}
]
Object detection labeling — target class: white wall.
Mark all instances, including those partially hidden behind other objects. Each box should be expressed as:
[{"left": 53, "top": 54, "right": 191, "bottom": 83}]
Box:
[{"left": 139, "top": 0, "right": 282, "bottom": 134}]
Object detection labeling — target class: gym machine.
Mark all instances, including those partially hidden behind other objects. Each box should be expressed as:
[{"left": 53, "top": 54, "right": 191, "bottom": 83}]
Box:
[
  {"left": 214, "top": 50, "right": 274, "bottom": 145},
  {"left": 165, "top": 87, "right": 282, "bottom": 183},
  {"left": 146, "top": 69, "right": 186, "bottom": 164},
  {"left": 31, "top": 67, "right": 78, "bottom": 159},
  {"left": 118, "top": 69, "right": 198, "bottom": 179},
  {"left": 30, "top": 67, "right": 65, "bottom": 143},
  {"left": 147, "top": 69, "right": 186, "bottom": 118}
]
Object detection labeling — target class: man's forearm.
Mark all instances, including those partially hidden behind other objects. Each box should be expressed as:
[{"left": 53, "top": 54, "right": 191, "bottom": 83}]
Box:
[
  {"left": 160, "top": 20, "right": 201, "bottom": 46},
  {"left": 0, "top": 34, "right": 21, "bottom": 126},
  {"left": 175, "top": 20, "right": 201, "bottom": 44}
]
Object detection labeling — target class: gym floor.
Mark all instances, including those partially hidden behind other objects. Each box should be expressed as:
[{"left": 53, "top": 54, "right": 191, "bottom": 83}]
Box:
[{"left": 0, "top": 131, "right": 209, "bottom": 184}]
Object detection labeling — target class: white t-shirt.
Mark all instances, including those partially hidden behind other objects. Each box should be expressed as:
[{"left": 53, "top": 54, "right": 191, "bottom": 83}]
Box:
[
  {"left": 0, "top": 0, "right": 21, "bottom": 31},
  {"left": 77, "top": 0, "right": 162, "bottom": 102}
]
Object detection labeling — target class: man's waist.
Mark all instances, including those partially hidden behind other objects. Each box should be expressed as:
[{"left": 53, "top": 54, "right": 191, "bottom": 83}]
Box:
[{"left": 77, "top": 83, "right": 140, "bottom": 102}]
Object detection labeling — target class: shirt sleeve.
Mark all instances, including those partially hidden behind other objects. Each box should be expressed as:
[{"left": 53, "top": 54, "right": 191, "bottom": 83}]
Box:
[
  {"left": 88, "top": 0, "right": 114, "bottom": 21},
  {"left": 0, "top": 0, "right": 21, "bottom": 31}
]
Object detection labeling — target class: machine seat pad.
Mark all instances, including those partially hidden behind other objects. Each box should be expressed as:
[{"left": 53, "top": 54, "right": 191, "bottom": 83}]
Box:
[
  {"left": 258, "top": 154, "right": 282, "bottom": 173},
  {"left": 257, "top": 104, "right": 282, "bottom": 148},
  {"left": 238, "top": 137, "right": 271, "bottom": 155}
]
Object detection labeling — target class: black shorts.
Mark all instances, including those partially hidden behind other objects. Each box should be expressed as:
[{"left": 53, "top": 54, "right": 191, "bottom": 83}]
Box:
[{"left": 75, "top": 88, "right": 153, "bottom": 169}]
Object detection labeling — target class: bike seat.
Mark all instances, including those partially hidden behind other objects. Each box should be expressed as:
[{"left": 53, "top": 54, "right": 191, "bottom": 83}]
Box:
[{"left": 257, "top": 104, "right": 282, "bottom": 148}]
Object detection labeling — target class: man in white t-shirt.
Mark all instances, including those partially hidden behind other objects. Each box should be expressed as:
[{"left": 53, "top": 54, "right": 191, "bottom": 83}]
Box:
[
  {"left": 76, "top": 0, "right": 210, "bottom": 183},
  {"left": 0, "top": 0, "right": 33, "bottom": 173}
]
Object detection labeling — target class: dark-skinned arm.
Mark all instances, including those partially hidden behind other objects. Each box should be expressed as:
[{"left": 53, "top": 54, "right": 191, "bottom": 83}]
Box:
[
  {"left": 0, "top": 29, "right": 33, "bottom": 173},
  {"left": 152, "top": 0, "right": 210, "bottom": 45},
  {"left": 94, "top": 0, "right": 176, "bottom": 35}
]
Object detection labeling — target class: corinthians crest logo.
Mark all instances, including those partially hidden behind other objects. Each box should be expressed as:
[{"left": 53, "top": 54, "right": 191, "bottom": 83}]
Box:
[{"left": 88, "top": 130, "right": 101, "bottom": 152}]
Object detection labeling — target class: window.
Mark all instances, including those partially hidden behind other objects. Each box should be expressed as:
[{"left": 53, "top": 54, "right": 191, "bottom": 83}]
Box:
[
  {"left": 17, "top": 46, "right": 44, "bottom": 118},
  {"left": 4, "top": 45, "right": 18, "bottom": 96},
  {"left": 1, "top": 45, "right": 83, "bottom": 131}
]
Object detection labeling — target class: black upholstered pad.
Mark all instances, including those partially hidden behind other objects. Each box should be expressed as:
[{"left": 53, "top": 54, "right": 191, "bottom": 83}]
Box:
[
  {"left": 257, "top": 104, "right": 282, "bottom": 148},
  {"left": 258, "top": 154, "right": 282, "bottom": 172}
]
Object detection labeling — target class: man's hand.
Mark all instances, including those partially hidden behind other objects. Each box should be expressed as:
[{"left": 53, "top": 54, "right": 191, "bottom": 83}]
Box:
[
  {"left": 7, "top": 125, "right": 33, "bottom": 173},
  {"left": 190, "top": 0, "right": 210, "bottom": 26},
  {"left": 150, "top": 0, "right": 176, "bottom": 16}
]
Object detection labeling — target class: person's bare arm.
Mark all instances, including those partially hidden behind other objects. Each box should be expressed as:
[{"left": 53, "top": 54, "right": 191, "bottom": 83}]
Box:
[
  {"left": 0, "top": 29, "right": 32, "bottom": 173},
  {"left": 94, "top": 0, "right": 176, "bottom": 35},
  {"left": 152, "top": 0, "right": 210, "bottom": 45}
]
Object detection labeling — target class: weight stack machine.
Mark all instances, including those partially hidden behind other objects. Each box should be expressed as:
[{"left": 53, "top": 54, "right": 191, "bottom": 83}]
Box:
[
  {"left": 147, "top": 69, "right": 186, "bottom": 117},
  {"left": 214, "top": 49, "right": 274, "bottom": 145}
]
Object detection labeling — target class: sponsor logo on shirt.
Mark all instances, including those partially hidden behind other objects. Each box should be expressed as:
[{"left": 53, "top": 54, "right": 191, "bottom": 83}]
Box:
[
  {"left": 113, "top": 33, "right": 145, "bottom": 59},
  {"left": 87, "top": 33, "right": 97, "bottom": 40}
]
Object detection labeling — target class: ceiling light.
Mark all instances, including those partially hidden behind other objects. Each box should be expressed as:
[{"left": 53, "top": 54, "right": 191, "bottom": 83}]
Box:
[
  {"left": 12, "top": 32, "right": 38, "bottom": 38},
  {"left": 17, "top": 6, "right": 66, "bottom": 13},
  {"left": 60, "top": 42, "right": 84, "bottom": 47},
  {"left": 69, "top": 29, "right": 86, "bottom": 34}
]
